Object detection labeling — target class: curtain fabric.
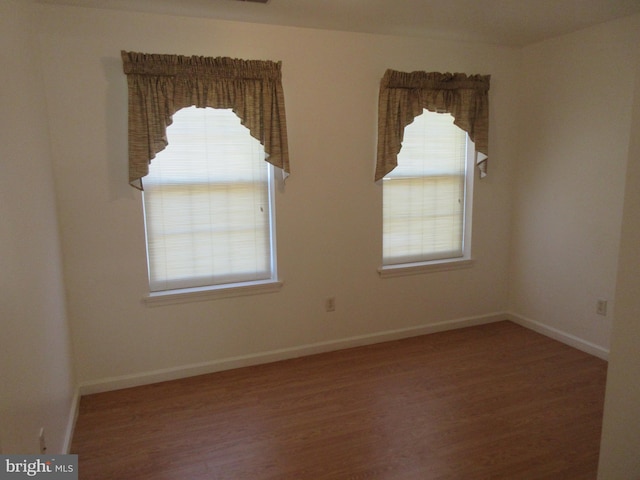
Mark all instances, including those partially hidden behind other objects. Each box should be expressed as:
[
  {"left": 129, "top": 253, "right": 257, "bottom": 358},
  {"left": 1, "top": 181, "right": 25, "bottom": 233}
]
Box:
[
  {"left": 121, "top": 51, "right": 290, "bottom": 189},
  {"left": 375, "top": 69, "right": 490, "bottom": 181}
]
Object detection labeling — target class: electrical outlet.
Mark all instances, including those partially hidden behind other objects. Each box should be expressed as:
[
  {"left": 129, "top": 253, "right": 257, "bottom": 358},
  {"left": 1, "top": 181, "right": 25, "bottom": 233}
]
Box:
[
  {"left": 325, "top": 297, "right": 336, "bottom": 312},
  {"left": 38, "top": 428, "right": 46, "bottom": 454},
  {"left": 596, "top": 299, "right": 608, "bottom": 316}
]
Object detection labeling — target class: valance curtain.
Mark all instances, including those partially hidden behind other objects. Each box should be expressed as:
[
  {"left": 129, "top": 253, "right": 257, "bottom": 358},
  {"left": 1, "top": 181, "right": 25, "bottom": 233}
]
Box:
[
  {"left": 121, "top": 50, "right": 290, "bottom": 189},
  {"left": 375, "top": 69, "right": 490, "bottom": 181}
]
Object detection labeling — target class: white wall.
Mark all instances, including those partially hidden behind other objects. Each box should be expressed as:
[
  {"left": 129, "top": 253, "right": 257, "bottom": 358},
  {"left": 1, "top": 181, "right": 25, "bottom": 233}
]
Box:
[
  {"left": 35, "top": 5, "right": 519, "bottom": 390},
  {"left": 6, "top": 0, "right": 640, "bottom": 464},
  {"left": 509, "top": 15, "right": 640, "bottom": 354},
  {"left": 598, "top": 37, "right": 640, "bottom": 479},
  {"left": 0, "top": 0, "right": 76, "bottom": 454}
]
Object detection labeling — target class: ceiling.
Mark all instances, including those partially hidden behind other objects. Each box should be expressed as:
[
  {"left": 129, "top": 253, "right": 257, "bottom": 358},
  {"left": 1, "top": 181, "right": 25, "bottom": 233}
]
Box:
[{"left": 38, "top": 0, "right": 640, "bottom": 46}]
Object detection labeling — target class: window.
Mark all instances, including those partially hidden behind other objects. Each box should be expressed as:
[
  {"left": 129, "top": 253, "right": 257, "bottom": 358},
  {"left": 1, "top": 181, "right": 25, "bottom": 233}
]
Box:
[
  {"left": 382, "top": 110, "right": 474, "bottom": 269},
  {"left": 375, "top": 69, "right": 490, "bottom": 276},
  {"left": 143, "top": 107, "right": 276, "bottom": 293},
  {"left": 121, "top": 51, "right": 289, "bottom": 301}
]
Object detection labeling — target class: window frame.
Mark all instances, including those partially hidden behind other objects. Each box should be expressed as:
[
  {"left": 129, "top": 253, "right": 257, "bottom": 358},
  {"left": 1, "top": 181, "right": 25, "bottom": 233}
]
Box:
[
  {"left": 378, "top": 111, "right": 476, "bottom": 278},
  {"left": 140, "top": 107, "right": 282, "bottom": 304}
]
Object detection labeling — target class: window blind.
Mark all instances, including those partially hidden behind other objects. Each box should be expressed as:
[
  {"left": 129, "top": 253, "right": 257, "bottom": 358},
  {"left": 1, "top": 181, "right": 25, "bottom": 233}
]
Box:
[
  {"left": 383, "top": 111, "right": 468, "bottom": 265},
  {"left": 143, "top": 107, "right": 273, "bottom": 291}
]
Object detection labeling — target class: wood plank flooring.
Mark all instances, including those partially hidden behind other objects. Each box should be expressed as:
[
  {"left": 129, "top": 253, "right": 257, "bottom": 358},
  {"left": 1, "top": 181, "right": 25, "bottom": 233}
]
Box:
[{"left": 70, "top": 321, "right": 608, "bottom": 479}]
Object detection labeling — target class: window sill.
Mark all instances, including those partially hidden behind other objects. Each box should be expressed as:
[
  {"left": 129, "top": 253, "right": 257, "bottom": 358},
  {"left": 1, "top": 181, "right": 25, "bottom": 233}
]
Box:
[
  {"left": 378, "top": 258, "right": 473, "bottom": 278},
  {"left": 144, "top": 279, "right": 283, "bottom": 307}
]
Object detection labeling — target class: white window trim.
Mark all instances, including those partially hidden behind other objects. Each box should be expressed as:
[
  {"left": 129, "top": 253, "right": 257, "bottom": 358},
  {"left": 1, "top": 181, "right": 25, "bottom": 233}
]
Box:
[
  {"left": 144, "top": 279, "right": 283, "bottom": 307},
  {"left": 142, "top": 108, "right": 280, "bottom": 296},
  {"left": 378, "top": 258, "right": 473, "bottom": 278},
  {"left": 379, "top": 119, "right": 476, "bottom": 278},
  {"left": 143, "top": 158, "right": 280, "bottom": 307}
]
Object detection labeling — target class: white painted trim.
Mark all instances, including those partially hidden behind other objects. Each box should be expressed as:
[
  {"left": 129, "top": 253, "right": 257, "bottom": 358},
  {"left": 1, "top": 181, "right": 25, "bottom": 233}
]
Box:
[
  {"left": 76, "top": 313, "right": 610, "bottom": 396},
  {"left": 79, "top": 312, "right": 506, "bottom": 395},
  {"left": 62, "top": 388, "right": 80, "bottom": 454},
  {"left": 378, "top": 258, "right": 473, "bottom": 278},
  {"left": 144, "top": 279, "right": 283, "bottom": 307},
  {"left": 506, "top": 312, "right": 609, "bottom": 361}
]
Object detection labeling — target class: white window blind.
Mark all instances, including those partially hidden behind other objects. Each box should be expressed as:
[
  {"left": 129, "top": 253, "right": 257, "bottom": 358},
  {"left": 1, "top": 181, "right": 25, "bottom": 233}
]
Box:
[
  {"left": 383, "top": 110, "right": 471, "bottom": 265},
  {"left": 143, "top": 107, "right": 275, "bottom": 292}
]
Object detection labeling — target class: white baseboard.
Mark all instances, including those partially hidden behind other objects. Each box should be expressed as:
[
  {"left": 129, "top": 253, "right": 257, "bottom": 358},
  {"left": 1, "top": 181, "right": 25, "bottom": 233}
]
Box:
[
  {"left": 78, "top": 313, "right": 507, "bottom": 395},
  {"left": 62, "top": 388, "right": 80, "bottom": 453},
  {"left": 506, "top": 312, "right": 609, "bottom": 361}
]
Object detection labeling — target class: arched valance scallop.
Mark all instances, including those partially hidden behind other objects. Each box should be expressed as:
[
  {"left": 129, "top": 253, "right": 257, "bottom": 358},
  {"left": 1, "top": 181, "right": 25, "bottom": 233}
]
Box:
[
  {"left": 121, "top": 51, "right": 290, "bottom": 189},
  {"left": 376, "top": 69, "right": 490, "bottom": 181}
]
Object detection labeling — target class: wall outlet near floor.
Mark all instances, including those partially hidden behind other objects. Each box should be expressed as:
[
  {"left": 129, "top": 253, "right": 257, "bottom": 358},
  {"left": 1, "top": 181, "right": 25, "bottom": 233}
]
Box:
[
  {"left": 325, "top": 297, "right": 336, "bottom": 312},
  {"left": 596, "top": 299, "right": 608, "bottom": 316},
  {"left": 38, "top": 427, "right": 46, "bottom": 454}
]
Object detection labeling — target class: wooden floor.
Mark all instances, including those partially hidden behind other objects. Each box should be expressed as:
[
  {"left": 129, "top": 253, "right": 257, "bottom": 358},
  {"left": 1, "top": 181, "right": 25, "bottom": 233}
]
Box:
[{"left": 71, "top": 321, "right": 608, "bottom": 479}]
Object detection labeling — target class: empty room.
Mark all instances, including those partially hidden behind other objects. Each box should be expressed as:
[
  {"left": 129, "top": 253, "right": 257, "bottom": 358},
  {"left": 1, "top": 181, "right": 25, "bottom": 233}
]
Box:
[{"left": 2, "top": 0, "right": 640, "bottom": 478}]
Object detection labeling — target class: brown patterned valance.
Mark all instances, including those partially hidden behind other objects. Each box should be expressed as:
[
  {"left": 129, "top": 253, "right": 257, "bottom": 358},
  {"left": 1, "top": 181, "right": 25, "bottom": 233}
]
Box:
[
  {"left": 376, "top": 69, "right": 490, "bottom": 181},
  {"left": 122, "top": 51, "right": 290, "bottom": 189}
]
